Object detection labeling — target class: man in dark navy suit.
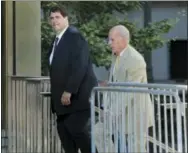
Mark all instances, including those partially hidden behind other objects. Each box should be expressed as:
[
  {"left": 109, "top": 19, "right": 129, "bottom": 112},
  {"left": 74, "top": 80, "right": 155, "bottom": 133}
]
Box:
[{"left": 48, "top": 6, "right": 98, "bottom": 153}]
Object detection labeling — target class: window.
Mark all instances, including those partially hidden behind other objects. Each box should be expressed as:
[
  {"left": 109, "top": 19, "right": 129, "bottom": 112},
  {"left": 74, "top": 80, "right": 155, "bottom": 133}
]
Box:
[{"left": 169, "top": 39, "right": 188, "bottom": 80}]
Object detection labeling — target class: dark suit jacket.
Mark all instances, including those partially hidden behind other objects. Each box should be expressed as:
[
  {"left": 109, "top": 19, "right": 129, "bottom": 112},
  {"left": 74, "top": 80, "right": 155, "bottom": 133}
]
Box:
[{"left": 48, "top": 26, "right": 98, "bottom": 115}]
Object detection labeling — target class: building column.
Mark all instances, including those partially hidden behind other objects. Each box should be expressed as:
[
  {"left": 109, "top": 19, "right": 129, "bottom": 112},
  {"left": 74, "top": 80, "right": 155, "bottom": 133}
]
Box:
[
  {"left": 3, "top": 1, "right": 41, "bottom": 129},
  {"left": 15, "top": 1, "right": 41, "bottom": 76}
]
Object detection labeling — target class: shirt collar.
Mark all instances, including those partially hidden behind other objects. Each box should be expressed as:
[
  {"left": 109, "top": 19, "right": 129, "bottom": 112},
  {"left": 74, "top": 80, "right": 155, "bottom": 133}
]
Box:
[
  {"left": 119, "top": 45, "right": 129, "bottom": 57},
  {"left": 56, "top": 26, "right": 68, "bottom": 41}
]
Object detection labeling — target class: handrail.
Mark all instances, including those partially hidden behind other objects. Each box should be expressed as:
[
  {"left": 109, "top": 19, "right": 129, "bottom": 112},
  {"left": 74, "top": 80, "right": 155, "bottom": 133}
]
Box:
[
  {"left": 108, "top": 82, "right": 187, "bottom": 90},
  {"left": 9, "top": 75, "right": 48, "bottom": 78}
]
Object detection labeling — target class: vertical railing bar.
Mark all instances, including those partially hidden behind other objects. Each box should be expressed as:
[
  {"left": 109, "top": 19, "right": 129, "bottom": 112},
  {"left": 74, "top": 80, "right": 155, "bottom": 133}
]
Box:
[
  {"left": 152, "top": 94, "right": 157, "bottom": 153},
  {"left": 41, "top": 90, "right": 44, "bottom": 153},
  {"left": 91, "top": 90, "right": 95, "bottom": 153},
  {"left": 22, "top": 80, "right": 25, "bottom": 152},
  {"left": 182, "top": 90, "right": 187, "bottom": 153},
  {"left": 38, "top": 81, "right": 43, "bottom": 153},
  {"left": 23, "top": 79, "right": 27, "bottom": 153},
  {"left": 158, "top": 94, "right": 162, "bottom": 152},
  {"left": 8, "top": 77, "right": 13, "bottom": 152},
  {"left": 18, "top": 79, "right": 22, "bottom": 153},
  {"left": 27, "top": 80, "right": 31, "bottom": 152},
  {"left": 133, "top": 92, "right": 137, "bottom": 153},
  {"left": 175, "top": 91, "right": 183, "bottom": 152},
  {"left": 169, "top": 89, "right": 175, "bottom": 151},
  {"left": 163, "top": 91, "right": 168, "bottom": 152},
  {"left": 18, "top": 80, "right": 22, "bottom": 153},
  {"left": 26, "top": 80, "right": 30, "bottom": 153},
  {"left": 14, "top": 79, "right": 17, "bottom": 153}
]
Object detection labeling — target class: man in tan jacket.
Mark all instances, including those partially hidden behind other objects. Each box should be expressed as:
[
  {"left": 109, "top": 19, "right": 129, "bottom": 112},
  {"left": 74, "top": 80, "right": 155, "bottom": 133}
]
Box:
[{"left": 95, "top": 25, "right": 154, "bottom": 152}]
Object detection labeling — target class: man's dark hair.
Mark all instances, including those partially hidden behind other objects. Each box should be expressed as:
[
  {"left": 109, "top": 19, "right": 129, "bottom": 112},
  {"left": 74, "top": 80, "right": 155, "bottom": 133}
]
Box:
[{"left": 49, "top": 6, "right": 68, "bottom": 17}]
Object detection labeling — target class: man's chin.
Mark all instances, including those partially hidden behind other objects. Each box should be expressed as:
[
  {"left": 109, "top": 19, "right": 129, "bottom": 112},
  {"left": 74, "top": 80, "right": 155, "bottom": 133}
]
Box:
[
  {"left": 112, "top": 50, "right": 116, "bottom": 54},
  {"left": 53, "top": 28, "right": 61, "bottom": 33}
]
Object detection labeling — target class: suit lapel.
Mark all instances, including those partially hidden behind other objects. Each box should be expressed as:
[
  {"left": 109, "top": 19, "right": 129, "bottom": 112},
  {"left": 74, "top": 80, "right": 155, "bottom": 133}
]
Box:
[
  {"left": 49, "top": 26, "right": 72, "bottom": 59},
  {"left": 116, "top": 47, "right": 130, "bottom": 81},
  {"left": 48, "top": 36, "right": 56, "bottom": 59},
  {"left": 109, "top": 55, "right": 116, "bottom": 82},
  {"left": 50, "top": 26, "right": 72, "bottom": 66},
  {"left": 48, "top": 37, "right": 56, "bottom": 69},
  {"left": 57, "top": 26, "right": 72, "bottom": 48}
]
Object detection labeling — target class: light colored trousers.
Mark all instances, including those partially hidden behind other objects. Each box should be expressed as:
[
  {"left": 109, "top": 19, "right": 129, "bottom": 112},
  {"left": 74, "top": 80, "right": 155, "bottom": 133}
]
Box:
[{"left": 95, "top": 121, "right": 147, "bottom": 153}]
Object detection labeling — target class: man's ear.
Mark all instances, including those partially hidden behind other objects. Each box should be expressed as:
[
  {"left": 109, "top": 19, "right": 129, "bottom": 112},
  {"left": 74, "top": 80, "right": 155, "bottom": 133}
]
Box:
[{"left": 64, "top": 16, "right": 68, "bottom": 20}]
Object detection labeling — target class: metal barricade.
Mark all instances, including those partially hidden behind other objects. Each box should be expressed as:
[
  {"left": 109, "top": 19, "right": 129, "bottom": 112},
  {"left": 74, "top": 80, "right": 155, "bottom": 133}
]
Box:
[
  {"left": 108, "top": 82, "right": 188, "bottom": 153},
  {"left": 90, "top": 86, "right": 187, "bottom": 153}
]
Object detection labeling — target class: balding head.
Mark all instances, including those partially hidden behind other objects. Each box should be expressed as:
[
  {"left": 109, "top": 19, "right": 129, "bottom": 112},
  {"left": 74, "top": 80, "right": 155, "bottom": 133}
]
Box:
[
  {"left": 110, "top": 25, "right": 130, "bottom": 41},
  {"left": 108, "top": 25, "right": 130, "bottom": 55}
]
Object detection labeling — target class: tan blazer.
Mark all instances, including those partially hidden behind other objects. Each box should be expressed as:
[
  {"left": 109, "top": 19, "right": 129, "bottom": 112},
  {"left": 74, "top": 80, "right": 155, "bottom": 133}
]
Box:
[{"left": 109, "top": 44, "right": 154, "bottom": 133}]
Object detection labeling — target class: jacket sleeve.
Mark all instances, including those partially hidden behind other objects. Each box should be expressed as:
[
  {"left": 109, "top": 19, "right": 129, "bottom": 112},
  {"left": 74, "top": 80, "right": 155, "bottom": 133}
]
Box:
[
  {"left": 123, "top": 59, "right": 147, "bottom": 103},
  {"left": 126, "top": 58, "right": 147, "bottom": 82},
  {"left": 125, "top": 60, "right": 154, "bottom": 128},
  {"left": 64, "top": 33, "right": 89, "bottom": 94}
]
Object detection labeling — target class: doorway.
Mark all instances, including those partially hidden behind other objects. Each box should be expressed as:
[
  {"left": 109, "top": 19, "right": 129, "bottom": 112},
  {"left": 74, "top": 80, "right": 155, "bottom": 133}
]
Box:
[{"left": 169, "top": 39, "right": 188, "bottom": 81}]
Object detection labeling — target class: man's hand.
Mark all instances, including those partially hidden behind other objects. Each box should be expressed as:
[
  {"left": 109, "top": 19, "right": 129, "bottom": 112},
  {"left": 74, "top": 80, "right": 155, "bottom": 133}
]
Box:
[
  {"left": 98, "top": 80, "right": 108, "bottom": 87},
  {"left": 61, "top": 91, "right": 71, "bottom": 106}
]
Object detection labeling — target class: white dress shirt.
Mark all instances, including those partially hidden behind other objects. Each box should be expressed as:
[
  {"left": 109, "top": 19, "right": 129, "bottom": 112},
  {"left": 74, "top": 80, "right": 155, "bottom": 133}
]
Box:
[{"left": 49, "top": 26, "right": 68, "bottom": 65}]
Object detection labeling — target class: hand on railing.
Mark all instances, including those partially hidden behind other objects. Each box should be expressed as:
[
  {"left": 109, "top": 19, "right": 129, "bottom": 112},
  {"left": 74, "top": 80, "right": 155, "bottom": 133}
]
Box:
[{"left": 98, "top": 80, "right": 108, "bottom": 87}]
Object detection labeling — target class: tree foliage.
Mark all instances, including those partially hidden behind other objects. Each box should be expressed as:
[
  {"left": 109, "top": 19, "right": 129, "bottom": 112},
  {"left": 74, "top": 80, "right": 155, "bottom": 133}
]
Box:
[{"left": 41, "top": 1, "right": 177, "bottom": 76}]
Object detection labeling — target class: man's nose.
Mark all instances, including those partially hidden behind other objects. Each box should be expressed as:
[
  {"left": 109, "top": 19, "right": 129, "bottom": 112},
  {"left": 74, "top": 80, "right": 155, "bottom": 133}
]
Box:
[{"left": 52, "top": 18, "right": 58, "bottom": 23}]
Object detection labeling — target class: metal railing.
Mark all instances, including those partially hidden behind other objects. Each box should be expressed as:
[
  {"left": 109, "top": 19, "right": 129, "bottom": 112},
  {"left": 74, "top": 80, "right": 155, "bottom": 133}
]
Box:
[
  {"left": 6, "top": 76, "right": 188, "bottom": 153},
  {"left": 108, "top": 82, "right": 188, "bottom": 153},
  {"left": 91, "top": 83, "right": 188, "bottom": 153},
  {"left": 7, "top": 76, "right": 63, "bottom": 153}
]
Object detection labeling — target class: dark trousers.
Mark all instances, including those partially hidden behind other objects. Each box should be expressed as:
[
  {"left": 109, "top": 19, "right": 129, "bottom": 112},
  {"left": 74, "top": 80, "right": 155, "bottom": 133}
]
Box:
[{"left": 57, "top": 109, "right": 93, "bottom": 153}]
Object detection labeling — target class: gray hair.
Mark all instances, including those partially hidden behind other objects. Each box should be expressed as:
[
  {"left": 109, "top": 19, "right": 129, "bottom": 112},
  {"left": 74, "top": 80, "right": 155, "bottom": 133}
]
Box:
[{"left": 110, "top": 25, "right": 130, "bottom": 42}]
